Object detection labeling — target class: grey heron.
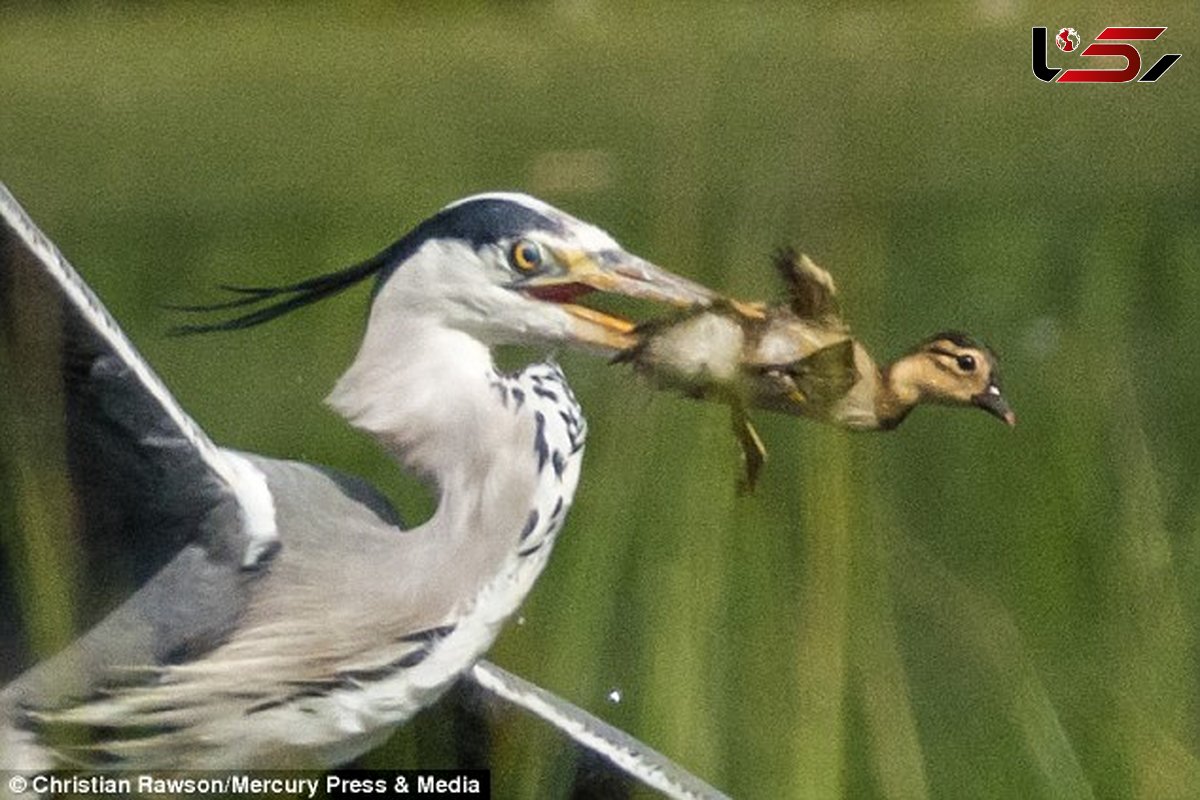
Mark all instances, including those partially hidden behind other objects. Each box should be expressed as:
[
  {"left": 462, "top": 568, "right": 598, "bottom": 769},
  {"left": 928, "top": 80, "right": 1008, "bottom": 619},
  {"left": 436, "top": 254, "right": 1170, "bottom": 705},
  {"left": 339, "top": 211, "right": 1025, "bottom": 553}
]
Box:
[{"left": 0, "top": 184, "right": 724, "bottom": 793}]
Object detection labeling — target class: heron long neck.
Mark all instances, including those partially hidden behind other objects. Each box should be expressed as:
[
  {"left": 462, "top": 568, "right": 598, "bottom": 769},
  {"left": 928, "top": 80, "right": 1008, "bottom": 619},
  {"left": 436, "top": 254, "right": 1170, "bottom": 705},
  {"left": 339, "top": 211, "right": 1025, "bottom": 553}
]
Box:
[{"left": 326, "top": 315, "right": 558, "bottom": 573}]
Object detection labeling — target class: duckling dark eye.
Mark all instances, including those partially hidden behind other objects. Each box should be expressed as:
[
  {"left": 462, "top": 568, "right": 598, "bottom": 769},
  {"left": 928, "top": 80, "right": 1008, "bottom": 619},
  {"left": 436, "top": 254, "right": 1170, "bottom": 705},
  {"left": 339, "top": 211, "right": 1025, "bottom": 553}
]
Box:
[
  {"left": 956, "top": 354, "right": 977, "bottom": 373},
  {"left": 510, "top": 240, "right": 544, "bottom": 272}
]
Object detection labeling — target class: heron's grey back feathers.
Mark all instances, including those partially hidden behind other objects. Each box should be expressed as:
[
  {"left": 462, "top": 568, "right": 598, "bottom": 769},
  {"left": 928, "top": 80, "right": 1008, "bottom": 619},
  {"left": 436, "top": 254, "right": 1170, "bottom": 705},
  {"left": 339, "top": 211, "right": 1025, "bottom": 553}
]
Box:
[{"left": 0, "top": 457, "right": 398, "bottom": 764}]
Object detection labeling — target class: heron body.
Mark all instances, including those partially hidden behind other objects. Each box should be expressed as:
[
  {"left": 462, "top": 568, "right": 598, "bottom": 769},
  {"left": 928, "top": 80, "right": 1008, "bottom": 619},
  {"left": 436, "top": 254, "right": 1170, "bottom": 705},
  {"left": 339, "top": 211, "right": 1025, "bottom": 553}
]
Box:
[
  {"left": 10, "top": 369, "right": 582, "bottom": 768},
  {"left": 0, "top": 188, "right": 713, "bottom": 769}
]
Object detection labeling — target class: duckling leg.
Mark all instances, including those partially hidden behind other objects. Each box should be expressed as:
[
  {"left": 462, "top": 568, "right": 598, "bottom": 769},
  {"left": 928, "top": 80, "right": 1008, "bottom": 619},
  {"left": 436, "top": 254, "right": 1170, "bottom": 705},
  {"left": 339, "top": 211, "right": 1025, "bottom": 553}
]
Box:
[{"left": 731, "top": 404, "right": 767, "bottom": 495}]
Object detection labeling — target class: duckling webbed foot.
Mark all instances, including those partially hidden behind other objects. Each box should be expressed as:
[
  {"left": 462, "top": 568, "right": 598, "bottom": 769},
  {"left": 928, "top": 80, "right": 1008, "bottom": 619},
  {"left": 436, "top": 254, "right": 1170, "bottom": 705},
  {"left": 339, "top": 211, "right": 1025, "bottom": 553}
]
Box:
[{"left": 731, "top": 405, "right": 767, "bottom": 495}]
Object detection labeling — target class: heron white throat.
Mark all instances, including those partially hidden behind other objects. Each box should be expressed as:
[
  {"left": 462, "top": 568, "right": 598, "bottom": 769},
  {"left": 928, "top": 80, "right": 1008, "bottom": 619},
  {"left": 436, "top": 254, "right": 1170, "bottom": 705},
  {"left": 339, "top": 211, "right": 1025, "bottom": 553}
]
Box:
[{"left": 0, "top": 188, "right": 715, "bottom": 769}]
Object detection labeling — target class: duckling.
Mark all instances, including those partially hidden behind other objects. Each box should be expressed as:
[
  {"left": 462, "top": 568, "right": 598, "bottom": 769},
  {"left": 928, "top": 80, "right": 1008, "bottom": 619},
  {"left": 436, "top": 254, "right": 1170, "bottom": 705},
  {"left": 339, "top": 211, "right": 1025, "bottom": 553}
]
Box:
[{"left": 618, "top": 249, "right": 1015, "bottom": 490}]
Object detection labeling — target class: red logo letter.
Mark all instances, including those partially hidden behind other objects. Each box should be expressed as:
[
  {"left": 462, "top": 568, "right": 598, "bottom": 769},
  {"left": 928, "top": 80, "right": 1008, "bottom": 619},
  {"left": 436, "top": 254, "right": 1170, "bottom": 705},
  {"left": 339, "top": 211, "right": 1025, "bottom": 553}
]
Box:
[{"left": 1058, "top": 27, "right": 1165, "bottom": 83}]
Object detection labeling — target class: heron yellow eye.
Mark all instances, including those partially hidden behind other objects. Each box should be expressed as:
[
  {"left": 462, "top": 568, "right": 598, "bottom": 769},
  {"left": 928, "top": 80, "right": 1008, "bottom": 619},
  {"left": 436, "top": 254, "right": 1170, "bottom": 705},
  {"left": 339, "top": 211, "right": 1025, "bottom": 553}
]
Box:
[{"left": 510, "top": 240, "right": 544, "bottom": 272}]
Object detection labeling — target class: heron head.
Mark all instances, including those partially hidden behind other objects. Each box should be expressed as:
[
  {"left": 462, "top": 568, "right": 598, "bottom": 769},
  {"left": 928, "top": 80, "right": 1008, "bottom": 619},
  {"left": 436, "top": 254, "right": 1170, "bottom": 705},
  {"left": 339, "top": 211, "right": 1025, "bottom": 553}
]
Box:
[
  {"left": 172, "top": 193, "right": 713, "bottom": 355},
  {"left": 369, "top": 193, "right": 714, "bottom": 352}
]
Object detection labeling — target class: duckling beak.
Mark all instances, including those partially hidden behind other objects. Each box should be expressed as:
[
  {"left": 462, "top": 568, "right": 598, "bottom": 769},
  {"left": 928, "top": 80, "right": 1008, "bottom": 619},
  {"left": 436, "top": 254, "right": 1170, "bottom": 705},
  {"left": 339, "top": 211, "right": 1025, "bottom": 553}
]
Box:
[{"left": 973, "top": 383, "right": 1016, "bottom": 426}]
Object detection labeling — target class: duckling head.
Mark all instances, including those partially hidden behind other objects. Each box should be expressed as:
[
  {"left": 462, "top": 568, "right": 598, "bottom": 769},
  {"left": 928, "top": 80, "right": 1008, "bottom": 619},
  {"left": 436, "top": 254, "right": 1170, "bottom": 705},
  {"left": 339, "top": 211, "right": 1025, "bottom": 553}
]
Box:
[{"left": 887, "top": 331, "right": 1016, "bottom": 427}]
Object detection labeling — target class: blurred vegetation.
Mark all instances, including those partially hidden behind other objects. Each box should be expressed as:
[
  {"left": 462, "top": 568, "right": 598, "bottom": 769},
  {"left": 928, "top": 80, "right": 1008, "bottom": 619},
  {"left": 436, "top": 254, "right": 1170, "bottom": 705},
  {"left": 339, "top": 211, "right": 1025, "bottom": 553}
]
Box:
[{"left": 1, "top": 2, "right": 1198, "bottom": 797}]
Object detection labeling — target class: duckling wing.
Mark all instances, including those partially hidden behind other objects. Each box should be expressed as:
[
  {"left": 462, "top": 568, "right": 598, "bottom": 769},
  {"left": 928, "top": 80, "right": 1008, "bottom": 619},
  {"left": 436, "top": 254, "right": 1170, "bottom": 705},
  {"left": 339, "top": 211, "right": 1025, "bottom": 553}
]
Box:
[
  {"left": 752, "top": 339, "right": 860, "bottom": 410},
  {"left": 772, "top": 248, "right": 841, "bottom": 323},
  {"left": 791, "top": 340, "right": 860, "bottom": 402}
]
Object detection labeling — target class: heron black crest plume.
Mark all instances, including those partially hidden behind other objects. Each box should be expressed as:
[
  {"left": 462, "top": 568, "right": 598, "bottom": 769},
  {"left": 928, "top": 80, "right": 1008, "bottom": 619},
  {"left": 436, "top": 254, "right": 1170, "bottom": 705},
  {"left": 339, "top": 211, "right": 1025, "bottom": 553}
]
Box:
[
  {"left": 166, "top": 194, "right": 564, "bottom": 336},
  {"left": 168, "top": 251, "right": 390, "bottom": 335}
]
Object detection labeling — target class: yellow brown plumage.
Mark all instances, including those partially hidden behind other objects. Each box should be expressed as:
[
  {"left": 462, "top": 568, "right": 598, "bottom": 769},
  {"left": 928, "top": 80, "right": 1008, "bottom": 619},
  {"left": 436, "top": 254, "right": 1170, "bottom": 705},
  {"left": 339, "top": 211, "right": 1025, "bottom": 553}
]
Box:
[{"left": 618, "top": 250, "right": 1014, "bottom": 489}]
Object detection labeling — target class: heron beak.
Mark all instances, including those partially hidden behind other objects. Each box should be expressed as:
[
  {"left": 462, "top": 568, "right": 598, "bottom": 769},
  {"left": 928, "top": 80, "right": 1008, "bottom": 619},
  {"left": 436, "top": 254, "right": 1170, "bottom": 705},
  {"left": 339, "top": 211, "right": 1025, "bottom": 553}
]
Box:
[
  {"left": 972, "top": 383, "right": 1017, "bottom": 427},
  {"left": 566, "top": 250, "right": 717, "bottom": 308},
  {"left": 516, "top": 249, "right": 716, "bottom": 352}
]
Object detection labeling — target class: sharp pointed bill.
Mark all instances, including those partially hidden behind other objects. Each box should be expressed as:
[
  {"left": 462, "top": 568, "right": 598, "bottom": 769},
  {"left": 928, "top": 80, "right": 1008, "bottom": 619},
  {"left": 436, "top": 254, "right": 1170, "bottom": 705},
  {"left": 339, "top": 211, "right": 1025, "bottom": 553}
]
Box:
[{"left": 510, "top": 247, "right": 717, "bottom": 351}]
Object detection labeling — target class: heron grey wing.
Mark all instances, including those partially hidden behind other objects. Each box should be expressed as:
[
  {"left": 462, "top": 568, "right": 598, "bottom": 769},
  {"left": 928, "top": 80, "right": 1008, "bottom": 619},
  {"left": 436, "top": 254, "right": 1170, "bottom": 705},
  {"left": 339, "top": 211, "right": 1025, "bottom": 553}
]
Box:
[
  {"left": 470, "top": 662, "right": 730, "bottom": 800},
  {"left": 0, "top": 184, "right": 278, "bottom": 687}
]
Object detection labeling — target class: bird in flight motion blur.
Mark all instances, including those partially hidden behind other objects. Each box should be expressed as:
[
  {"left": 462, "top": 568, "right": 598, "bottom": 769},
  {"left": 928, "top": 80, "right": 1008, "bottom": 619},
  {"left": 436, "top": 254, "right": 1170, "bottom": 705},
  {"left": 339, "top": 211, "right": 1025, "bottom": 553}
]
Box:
[{"left": 0, "top": 185, "right": 726, "bottom": 797}]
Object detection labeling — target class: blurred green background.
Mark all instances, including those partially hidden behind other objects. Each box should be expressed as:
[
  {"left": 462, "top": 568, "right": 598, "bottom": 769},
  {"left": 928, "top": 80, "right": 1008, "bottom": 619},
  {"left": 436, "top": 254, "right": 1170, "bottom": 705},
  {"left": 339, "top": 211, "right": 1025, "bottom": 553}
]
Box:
[{"left": 1, "top": 2, "right": 1198, "bottom": 797}]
